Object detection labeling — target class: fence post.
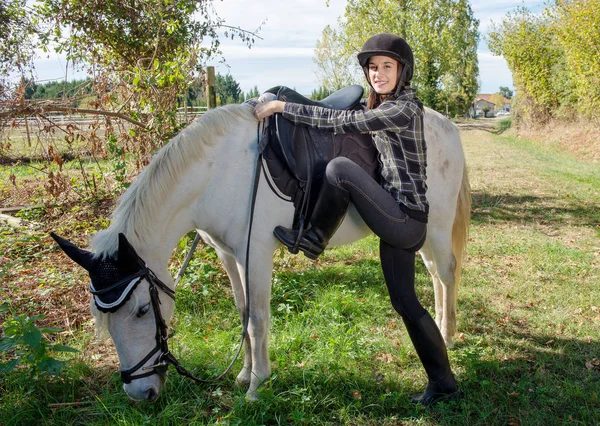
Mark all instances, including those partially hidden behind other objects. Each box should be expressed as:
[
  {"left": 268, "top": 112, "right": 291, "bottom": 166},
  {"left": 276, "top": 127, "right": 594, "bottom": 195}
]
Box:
[
  {"left": 20, "top": 77, "right": 32, "bottom": 147},
  {"left": 206, "top": 66, "right": 216, "bottom": 109},
  {"left": 184, "top": 96, "right": 188, "bottom": 123}
]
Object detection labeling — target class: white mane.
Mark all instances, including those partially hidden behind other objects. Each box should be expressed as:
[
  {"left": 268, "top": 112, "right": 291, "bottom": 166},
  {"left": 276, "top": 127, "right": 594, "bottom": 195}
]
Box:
[{"left": 90, "top": 103, "right": 256, "bottom": 257}]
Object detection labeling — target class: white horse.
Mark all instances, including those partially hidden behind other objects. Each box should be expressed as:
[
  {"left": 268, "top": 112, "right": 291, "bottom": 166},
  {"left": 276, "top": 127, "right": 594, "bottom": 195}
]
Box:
[{"left": 53, "top": 102, "right": 470, "bottom": 402}]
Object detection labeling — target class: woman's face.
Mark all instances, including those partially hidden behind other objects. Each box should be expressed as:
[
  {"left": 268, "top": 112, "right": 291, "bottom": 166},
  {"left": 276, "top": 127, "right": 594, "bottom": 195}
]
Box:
[{"left": 368, "top": 55, "right": 401, "bottom": 95}]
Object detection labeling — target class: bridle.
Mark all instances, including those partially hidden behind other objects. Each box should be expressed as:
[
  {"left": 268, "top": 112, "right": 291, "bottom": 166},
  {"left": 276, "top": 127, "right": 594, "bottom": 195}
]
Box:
[
  {"left": 89, "top": 120, "right": 266, "bottom": 385},
  {"left": 90, "top": 262, "right": 248, "bottom": 384},
  {"left": 89, "top": 267, "right": 180, "bottom": 384}
]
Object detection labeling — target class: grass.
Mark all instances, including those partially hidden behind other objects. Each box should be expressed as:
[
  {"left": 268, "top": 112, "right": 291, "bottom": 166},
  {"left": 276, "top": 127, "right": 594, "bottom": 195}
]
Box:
[{"left": 1, "top": 128, "right": 599, "bottom": 425}]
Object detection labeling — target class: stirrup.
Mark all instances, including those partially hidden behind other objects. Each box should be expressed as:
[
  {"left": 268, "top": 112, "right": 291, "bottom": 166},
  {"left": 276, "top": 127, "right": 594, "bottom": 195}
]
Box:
[{"left": 291, "top": 217, "right": 306, "bottom": 254}]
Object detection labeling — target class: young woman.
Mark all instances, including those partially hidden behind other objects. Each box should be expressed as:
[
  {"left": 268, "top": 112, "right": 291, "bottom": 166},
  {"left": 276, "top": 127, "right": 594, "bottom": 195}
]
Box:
[{"left": 254, "top": 33, "right": 459, "bottom": 405}]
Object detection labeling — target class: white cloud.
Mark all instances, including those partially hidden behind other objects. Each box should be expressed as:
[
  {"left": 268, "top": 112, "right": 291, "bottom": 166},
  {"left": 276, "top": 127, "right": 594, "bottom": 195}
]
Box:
[
  {"left": 219, "top": 46, "right": 315, "bottom": 59},
  {"left": 471, "top": 0, "right": 546, "bottom": 33},
  {"left": 213, "top": 0, "right": 346, "bottom": 48},
  {"left": 477, "top": 51, "right": 513, "bottom": 93},
  {"left": 30, "top": 1, "right": 549, "bottom": 95}
]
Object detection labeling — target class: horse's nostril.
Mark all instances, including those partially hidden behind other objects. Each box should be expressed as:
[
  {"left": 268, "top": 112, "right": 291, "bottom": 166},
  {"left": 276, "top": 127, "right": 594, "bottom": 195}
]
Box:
[{"left": 146, "top": 387, "right": 158, "bottom": 402}]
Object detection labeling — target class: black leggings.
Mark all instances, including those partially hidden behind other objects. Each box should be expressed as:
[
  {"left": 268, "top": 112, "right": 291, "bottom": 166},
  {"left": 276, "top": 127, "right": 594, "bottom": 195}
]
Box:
[{"left": 326, "top": 157, "right": 428, "bottom": 322}]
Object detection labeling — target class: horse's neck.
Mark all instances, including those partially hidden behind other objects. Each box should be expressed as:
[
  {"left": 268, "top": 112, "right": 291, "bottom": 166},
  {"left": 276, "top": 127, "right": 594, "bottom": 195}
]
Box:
[
  {"left": 128, "top": 161, "right": 223, "bottom": 267},
  {"left": 93, "top": 105, "right": 258, "bottom": 277},
  {"left": 96, "top": 129, "right": 228, "bottom": 268}
]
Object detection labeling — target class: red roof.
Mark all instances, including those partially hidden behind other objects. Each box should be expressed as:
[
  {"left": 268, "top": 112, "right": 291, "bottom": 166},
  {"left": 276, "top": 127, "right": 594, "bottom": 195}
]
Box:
[{"left": 476, "top": 94, "right": 511, "bottom": 104}]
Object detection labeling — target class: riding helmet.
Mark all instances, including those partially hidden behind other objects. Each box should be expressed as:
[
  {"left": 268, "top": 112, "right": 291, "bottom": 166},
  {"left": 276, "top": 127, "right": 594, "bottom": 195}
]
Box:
[{"left": 357, "top": 33, "right": 414, "bottom": 92}]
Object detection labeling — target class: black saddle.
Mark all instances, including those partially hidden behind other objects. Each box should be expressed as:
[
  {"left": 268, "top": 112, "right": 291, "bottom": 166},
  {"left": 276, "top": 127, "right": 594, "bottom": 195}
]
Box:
[
  {"left": 267, "top": 84, "right": 364, "bottom": 110},
  {"left": 259, "top": 86, "right": 379, "bottom": 231}
]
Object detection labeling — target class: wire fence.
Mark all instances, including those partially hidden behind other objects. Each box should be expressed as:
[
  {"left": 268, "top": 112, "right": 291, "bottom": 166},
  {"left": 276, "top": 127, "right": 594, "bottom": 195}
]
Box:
[
  {"left": 4, "top": 106, "right": 208, "bottom": 129},
  {"left": 1, "top": 106, "right": 209, "bottom": 152}
]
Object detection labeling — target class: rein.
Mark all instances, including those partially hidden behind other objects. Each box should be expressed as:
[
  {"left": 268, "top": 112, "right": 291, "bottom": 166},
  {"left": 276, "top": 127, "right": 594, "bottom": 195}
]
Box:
[{"left": 96, "top": 122, "right": 265, "bottom": 385}]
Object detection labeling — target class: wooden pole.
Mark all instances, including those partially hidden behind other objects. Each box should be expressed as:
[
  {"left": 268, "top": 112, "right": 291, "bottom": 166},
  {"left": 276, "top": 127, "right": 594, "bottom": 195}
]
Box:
[
  {"left": 20, "top": 77, "right": 32, "bottom": 147},
  {"left": 206, "top": 66, "right": 216, "bottom": 109},
  {"left": 183, "top": 96, "right": 188, "bottom": 123}
]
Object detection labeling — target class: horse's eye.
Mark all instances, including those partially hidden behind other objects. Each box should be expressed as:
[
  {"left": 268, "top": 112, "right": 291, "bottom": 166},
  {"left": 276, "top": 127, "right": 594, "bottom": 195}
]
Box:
[{"left": 136, "top": 304, "right": 150, "bottom": 318}]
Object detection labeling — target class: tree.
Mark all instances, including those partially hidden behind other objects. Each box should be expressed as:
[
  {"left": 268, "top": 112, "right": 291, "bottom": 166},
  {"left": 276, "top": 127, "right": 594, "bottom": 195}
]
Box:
[
  {"left": 10, "top": 0, "right": 256, "bottom": 141},
  {"left": 313, "top": 25, "right": 361, "bottom": 91},
  {"left": 0, "top": 0, "right": 37, "bottom": 96},
  {"left": 482, "top": 105, "right": 490, "bottom": 118},
  {"left": 24, "top": 78, "right": 93, "bottom": 104},
  {"left": 489, "top": 1, "right": 600, "bottom": 125},
  {"left": 489, "top": 6, "right": 559, "bottom": 123},
  {"left": 32, "top": 0, "right": 257, "bottom": 140},
  {"left": 246, "top": 86, "right": 260, "bottom": 100},
  {"left": 310, "top": 86, "right": 333, "bottom": 100},
  {"left": 499, "top": 86, "right": 513, "bottom": 99},
  {"left": 490, "top": 93, "right": 506, "bottom": 111},
  {"left": 215, "top": 73, "right": 242, "bottom": 105},
  {"left": 325, "top": 0, "right": 480, "bottom": 115},
  {"left": 1, "top": 0, "right": 259, "bottom": 201},
  {"left": 185, "top": 79, "right": 204, "bottom": 106},
  {"left": 549, "top": 0, "right": 600, "bottom": 117}
]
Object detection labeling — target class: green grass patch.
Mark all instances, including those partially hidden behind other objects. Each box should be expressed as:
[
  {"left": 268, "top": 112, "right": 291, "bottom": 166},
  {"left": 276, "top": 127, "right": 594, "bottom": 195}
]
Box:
[
  {"left": 496, "top": 118, "right": 512, "bottom": 133},
  {"left": 1, "top": 129, "right": 599, "bottom": 424}
]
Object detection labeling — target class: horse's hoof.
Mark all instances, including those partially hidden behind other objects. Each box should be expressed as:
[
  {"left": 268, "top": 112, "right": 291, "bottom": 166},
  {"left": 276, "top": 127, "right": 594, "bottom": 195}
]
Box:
[
  {"left": 235, "top": 369, "right": 251, "bottom": 389},
  {"left": 245, "top": 390, "right": 259, "bottom": 402},
  {"left": 442, "top": 333, "right": 455, "bottom": 349}
]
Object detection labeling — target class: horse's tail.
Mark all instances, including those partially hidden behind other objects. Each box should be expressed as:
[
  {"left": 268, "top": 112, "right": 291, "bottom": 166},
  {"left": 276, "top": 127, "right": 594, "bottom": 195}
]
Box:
[{"left": 452, "top": 163, "right": 471, "bottom": 297}]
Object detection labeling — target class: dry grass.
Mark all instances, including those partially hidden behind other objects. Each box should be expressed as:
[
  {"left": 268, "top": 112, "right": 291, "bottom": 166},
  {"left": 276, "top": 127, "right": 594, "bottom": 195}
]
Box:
[{"left": 514, "top": 119, "right": 600, "bottom": 164}]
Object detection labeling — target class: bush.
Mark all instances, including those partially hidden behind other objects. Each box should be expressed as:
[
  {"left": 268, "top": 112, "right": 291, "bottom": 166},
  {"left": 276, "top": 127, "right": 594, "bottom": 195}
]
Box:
[{"left": 0, "top": 304, "right": 78, "bottom": 377}]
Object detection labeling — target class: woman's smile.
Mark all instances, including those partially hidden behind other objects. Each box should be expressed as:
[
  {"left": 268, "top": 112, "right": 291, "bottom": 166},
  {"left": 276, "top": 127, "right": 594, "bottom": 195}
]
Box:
[{"left": 374, "top": 79, "right": 391, "bottom": 90}]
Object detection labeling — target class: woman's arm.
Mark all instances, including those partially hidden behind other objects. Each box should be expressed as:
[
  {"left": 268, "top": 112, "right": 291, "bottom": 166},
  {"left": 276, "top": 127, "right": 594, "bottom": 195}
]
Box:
[{"left": 254, "top": 99, "right": 419, "bottom": 134}]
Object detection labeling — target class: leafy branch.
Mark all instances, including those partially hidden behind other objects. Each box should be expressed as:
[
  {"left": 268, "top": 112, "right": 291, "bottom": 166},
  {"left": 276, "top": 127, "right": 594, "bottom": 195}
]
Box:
[{"left": 0, "top": 304, "right": 78, "bottom": 376}]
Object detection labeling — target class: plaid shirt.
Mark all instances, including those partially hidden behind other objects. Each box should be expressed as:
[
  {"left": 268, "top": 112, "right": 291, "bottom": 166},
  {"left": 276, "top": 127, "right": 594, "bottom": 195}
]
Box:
[{"left": 282, "top": 89, "right": 428, "bottom": 221}]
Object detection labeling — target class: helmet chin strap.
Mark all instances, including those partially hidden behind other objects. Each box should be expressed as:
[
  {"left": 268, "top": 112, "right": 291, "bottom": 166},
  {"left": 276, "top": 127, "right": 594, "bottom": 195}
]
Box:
[{"left": 393, "top": 63, "right": 412, "bottom": 96}]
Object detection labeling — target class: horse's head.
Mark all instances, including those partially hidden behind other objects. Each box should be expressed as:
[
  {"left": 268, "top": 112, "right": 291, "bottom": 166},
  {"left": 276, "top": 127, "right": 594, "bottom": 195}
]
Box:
[{"left": 51, "top": 232, "right": 175, "bottom": 402}]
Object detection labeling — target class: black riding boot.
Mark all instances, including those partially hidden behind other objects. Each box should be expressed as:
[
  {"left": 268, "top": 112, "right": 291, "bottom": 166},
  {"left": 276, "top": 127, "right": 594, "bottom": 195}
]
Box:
[
  {"left": 403, "top": 313, "right": 459, "bottom": 406},
  {"left": 274, "top": 180, "right": 350, "bottom": 260}
]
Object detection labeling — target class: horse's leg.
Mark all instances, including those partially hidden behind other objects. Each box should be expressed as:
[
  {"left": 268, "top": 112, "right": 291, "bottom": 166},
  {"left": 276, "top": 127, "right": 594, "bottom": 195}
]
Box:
[
  {"left": 196, "top": 231, "right": 255, "bottom": 386},
  {"left": 212, "top": 246, "right": 253, "bottom": 387},
  {"left": 237, "top": 248, "right": 274, "bottom": 400},
  {"left": 419, "top": 239, "right": 444, "bottom": 327},
  {"left": 420, "top": 231, "right": 457, "bottom": 347}
]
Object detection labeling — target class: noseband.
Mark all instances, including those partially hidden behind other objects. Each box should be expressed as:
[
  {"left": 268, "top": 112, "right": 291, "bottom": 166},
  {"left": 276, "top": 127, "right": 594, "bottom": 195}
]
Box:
[{"left": 90, "top": 266, "right": 235, "bottom": 384}]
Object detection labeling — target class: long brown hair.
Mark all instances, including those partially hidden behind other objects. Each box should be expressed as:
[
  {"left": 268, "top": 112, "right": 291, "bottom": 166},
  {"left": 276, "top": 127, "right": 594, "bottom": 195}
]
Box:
[{"left": 366, "top": 90, "right": 384, "bottom": 109}]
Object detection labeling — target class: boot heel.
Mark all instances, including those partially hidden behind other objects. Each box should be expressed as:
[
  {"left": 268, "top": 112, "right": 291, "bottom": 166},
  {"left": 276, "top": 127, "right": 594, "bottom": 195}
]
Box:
[{"left": 302, "top": 250, "right": 319, "bottom": 260}]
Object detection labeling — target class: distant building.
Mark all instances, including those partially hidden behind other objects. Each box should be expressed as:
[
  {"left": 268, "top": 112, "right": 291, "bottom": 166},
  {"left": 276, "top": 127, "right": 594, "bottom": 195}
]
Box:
[{"left": 473, "top": 94, "right": 511, "bottom": 117}]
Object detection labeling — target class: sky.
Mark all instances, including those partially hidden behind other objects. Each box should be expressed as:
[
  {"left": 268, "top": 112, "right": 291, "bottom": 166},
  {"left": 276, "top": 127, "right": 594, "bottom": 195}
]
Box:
[{"left": 32, "top": 0, "right": 546, "bottom": 96}]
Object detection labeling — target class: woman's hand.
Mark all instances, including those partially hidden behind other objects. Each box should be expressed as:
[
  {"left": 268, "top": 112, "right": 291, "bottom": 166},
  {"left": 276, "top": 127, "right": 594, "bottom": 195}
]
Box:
[{"left": 254, "top": 100, "right": 285, "bottom": 121}]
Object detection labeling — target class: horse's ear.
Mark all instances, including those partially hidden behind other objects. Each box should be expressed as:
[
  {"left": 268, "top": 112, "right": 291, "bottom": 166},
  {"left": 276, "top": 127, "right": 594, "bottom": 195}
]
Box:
[
  {"left": 117, "top": 233, "right": 144, "bottom": 270},
  {"left": 50, "top": 232, "right": 95, "bottom": 271}
]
